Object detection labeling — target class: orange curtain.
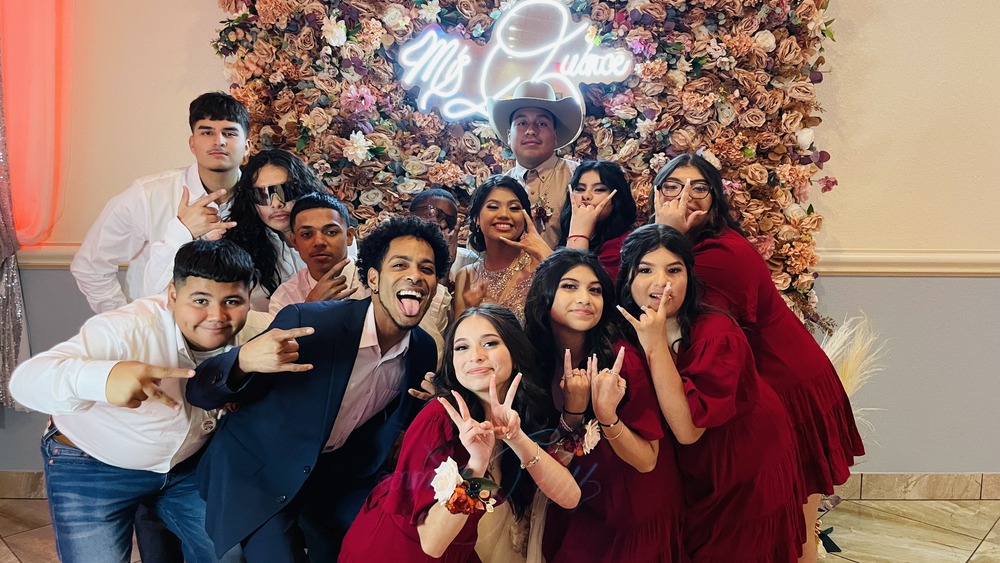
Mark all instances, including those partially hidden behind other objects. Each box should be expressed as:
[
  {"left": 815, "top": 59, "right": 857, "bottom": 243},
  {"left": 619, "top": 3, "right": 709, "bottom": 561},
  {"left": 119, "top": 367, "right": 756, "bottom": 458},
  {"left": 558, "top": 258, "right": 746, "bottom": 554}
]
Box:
[{"left": 0, "top": 0, "right": 70, "bottom": 246}]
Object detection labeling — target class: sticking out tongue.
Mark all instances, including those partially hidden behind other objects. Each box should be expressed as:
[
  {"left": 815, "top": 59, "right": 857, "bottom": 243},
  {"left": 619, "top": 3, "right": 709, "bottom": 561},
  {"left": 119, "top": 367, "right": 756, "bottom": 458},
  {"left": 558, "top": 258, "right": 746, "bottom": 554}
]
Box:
[{"left": 399, "top": 296, "right": 421, "bottom": 316}]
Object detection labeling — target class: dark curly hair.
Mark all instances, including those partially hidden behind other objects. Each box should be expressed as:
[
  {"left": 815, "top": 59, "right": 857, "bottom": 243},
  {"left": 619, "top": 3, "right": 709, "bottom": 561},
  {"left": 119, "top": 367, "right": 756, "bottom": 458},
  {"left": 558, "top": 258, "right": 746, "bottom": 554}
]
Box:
[
  {"left": 652, "top": 153, "right": 745, "bottom": 244},
  {"left": 225, "top": 150, "right": 326, "bottom": 296},
  {"left": 524, "top": 248, "right": 621, "bottom": 420},
  {"left": 617, "top": 224, "right": 704, "bottom": 348},
  {"left": 466, "top": 175, "right": 532, "bottom": 252},
  {"left": 434, "top": 304, "right": 552, "bottom": 520},
  {"left": 557, "top": 160, "right": 637, "bottom": 250},
  {"left": 356, "top": 216, "right": 450, "bottom": 284}
]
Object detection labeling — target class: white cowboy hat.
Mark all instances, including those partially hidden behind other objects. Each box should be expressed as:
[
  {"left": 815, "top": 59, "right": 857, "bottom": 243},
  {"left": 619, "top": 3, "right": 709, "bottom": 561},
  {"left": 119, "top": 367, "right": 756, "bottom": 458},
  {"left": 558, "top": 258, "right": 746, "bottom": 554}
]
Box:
[{"left": 487, "top": 80, "right": 584, "bottom": 150}]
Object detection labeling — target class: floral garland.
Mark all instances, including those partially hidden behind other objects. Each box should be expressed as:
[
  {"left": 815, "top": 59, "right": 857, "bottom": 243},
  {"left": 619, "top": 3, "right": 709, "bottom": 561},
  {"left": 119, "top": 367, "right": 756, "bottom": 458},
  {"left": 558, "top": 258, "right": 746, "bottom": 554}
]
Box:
[{"left": 215, "top": 0, "right": 836, "bottom": 331}]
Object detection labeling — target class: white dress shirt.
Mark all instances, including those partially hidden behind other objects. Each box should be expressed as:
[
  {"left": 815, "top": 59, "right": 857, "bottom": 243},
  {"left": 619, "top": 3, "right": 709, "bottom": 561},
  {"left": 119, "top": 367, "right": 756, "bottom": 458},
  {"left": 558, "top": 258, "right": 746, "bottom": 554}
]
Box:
[
  {"left": 268, "top": 259, "right": 367, "bottom": 316},
  {"left": 9, "top": 295, "right": 271, "bottom": 473},
  {"left": 70, "top": 164, "right": 232, "bottom": 314},
  {"left": 325, "top": 303, "right": 410, "bottom": 451}
]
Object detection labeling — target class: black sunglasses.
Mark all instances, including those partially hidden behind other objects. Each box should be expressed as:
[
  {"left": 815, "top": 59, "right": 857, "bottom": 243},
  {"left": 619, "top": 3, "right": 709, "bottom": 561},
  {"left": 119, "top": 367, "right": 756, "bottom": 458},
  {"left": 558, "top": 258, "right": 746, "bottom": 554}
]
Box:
[{"left": 251, "top": 183, "right": 310, "bottom": 206}]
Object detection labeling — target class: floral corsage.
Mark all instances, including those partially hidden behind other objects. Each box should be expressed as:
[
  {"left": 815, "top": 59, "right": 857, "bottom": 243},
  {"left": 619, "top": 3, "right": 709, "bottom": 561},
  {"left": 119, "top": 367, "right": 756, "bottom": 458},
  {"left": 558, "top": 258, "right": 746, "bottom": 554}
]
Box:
[
  {"left": 431, "top": 457, "right": 499, "bottom": 515},
  {"left": 547, "top": 418, "right": 601, "bottom": 459},
  {"left": 533, "top": 197, "right": 553, "bottom": 229}
]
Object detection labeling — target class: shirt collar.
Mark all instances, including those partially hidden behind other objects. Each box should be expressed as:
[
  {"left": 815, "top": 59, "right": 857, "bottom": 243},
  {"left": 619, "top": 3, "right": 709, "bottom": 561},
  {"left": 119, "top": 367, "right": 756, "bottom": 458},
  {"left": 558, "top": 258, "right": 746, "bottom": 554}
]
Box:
[
  {"left": 359, "top": 302, "right": 412, "bottom": 358},
  {"left": 511, "top": 154, "right": 561, "bottom": 180}
]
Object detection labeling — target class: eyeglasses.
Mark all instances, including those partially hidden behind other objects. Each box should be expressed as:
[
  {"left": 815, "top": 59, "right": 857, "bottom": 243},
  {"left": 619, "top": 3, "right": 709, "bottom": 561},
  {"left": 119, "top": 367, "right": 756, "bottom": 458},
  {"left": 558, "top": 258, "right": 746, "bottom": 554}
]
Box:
[
  {"left": 658, "top": 180, "right": 712, "bottom": 200},
  {"left": 251, "top": 182, "right": 310, "bottom": 206},
  {"left": 410, "top": 203, "right": 457, "bottom": 230}
]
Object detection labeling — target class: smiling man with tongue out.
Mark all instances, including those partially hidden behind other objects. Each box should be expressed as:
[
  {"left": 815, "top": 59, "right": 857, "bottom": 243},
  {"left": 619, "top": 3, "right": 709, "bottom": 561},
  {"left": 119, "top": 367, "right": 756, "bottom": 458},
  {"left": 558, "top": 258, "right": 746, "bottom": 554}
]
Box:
[{"left": 186, "top": 216, "right": 451, "bottom": 563}]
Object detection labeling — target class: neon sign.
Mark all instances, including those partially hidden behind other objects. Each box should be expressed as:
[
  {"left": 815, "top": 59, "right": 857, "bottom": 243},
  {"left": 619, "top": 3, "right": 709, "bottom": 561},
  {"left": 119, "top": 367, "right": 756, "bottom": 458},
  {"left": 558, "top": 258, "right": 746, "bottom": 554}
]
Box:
[{"left": 398, "top": 0, "right": 635, "bottom": 120}]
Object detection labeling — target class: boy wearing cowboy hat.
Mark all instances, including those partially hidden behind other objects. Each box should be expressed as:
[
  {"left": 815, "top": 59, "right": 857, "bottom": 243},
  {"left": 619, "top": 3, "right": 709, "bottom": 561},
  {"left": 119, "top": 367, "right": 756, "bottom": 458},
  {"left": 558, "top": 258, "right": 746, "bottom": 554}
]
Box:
[{"left": 488, "top": 80, "right": 584, "bottom": 247}]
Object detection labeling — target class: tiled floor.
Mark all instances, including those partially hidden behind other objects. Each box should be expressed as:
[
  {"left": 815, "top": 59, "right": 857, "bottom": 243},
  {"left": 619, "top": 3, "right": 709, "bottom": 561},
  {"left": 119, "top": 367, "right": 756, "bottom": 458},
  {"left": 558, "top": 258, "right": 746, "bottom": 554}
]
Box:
[
  {"left": 822, "top": 499, "right": 1000, "bottom": 562},
  {"left": 0, "top": 499, "right": 140, "bottom": 563},
  {"left": 2, "top": 497, "right": 1000, "bottom": 562}
]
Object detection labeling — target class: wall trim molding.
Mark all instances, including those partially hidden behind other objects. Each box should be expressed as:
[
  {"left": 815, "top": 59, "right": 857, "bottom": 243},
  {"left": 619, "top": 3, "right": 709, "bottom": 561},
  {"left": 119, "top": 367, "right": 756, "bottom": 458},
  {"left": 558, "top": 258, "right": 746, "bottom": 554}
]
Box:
[
  {"left": 17, "top": 244, "right": 1000, "bottom": 276},
  {"left": 16, "top": 244, "right": 81, "bottom": 269},
  {"left": 816, "top": 248, "right": 1000, "bottom": 277}
]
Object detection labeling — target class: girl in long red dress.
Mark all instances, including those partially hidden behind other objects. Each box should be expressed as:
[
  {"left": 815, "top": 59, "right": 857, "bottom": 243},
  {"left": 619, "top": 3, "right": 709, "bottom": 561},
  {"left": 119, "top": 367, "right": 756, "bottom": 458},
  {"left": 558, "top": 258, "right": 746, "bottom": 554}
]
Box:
[
  {"left": 618, "top": 225, "right": 805, "bottom": 562},
  {"left": 652, "top": 153, "right": 865, "bottom": 562},
  {"left": 557, "top": 161, "right": 637, "bottom": 282},
  {"left": 523, "top": 249, "right": 687, "bottom": 563},
  {"left": 339, "top": 305, "right": 580, "bottom": 563}
]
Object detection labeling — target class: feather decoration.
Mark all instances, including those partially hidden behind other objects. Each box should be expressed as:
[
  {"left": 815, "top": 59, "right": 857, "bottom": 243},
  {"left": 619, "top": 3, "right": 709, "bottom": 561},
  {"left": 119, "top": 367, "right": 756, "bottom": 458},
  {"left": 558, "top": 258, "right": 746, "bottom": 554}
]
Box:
[{"left": 821, "top": 313, "right": 886, "bottom": 397}]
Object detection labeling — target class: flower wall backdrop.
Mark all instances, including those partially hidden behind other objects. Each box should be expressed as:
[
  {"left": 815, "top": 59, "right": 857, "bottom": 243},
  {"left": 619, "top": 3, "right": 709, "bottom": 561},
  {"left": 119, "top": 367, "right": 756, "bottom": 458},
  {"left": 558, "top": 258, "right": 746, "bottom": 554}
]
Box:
[{"left": 215, "top": 0, "right": 836, "bottom": 331}]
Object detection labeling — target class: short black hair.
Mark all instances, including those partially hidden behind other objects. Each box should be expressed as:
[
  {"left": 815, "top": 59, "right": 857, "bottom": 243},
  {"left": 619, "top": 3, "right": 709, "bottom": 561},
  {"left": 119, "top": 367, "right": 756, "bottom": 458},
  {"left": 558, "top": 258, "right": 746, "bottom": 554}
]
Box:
[
  {"left": 356, "top": 216, "right": 450, "bottom": 280},
  {"left": 189, "top": 92, "right": 250, "bottom": 136},
  {"left": 410, "top": 188, "right": 458, "bottom": 208},
  {"left": 172, "top": 239, "right": 255, "bottom": 289},
  {"left": 290, "top": 192, "right": 352, "bottom": 231}
]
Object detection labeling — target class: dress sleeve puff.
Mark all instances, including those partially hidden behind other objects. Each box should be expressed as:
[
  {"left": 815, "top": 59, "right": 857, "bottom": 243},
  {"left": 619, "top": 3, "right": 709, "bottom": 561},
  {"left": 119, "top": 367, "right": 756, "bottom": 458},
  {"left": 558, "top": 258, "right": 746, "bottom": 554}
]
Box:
[
  {"left": 677, "top": 316, "right": 755, "bottom": 429},
  {"left": 380, "top": 399, "right": 468, "bottom": 527},
  {"left": 693, "top": 230, "right": 762, "bottom": 326},
  {"left": 612, "top": 340, "right": 665, "bottom": 442}
]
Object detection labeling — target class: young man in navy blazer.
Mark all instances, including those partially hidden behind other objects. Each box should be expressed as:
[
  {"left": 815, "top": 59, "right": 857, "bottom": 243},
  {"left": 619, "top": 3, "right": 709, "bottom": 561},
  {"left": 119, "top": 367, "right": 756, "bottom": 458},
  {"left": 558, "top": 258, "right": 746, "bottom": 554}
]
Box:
[{"left": 186, "top": 216, "right": 449, "bottom": 562}]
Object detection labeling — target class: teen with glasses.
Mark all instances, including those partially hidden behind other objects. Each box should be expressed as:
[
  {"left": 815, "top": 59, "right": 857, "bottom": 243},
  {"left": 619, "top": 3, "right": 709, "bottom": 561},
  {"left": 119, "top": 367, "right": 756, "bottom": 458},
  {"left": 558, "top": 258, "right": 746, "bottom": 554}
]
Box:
[
  {"left": 225, "top": 149, "right": 326, "bottom": 311},
  {"left": 652, "top": 153, "right": 865, "bottom": 562}
]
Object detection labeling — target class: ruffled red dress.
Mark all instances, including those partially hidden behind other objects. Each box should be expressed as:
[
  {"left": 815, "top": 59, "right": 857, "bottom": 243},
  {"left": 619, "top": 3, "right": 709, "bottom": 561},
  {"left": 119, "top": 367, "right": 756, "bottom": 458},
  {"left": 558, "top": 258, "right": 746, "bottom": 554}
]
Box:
[
  {"left": 675, "top": 313, "right": 806, "bottom": 562},
  {"left": 694, "top": 228, "right": 865, "bottom": 495},
  {"left": 594, "top": 231, "right": 630, "bottom": 284},
  {"left": 543, "top": 341, "right": 688, "bottom": 563},
  {"left": 338, "top": 400, "right": 492, "bottom": 563}
]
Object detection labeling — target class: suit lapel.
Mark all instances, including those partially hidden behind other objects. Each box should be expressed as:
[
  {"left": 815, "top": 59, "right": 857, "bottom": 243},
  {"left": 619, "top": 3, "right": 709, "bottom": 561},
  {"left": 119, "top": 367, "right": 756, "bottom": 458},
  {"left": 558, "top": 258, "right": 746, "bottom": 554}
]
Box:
[{"left": 322, "top": 299, "right": 370, "bottom": 430}]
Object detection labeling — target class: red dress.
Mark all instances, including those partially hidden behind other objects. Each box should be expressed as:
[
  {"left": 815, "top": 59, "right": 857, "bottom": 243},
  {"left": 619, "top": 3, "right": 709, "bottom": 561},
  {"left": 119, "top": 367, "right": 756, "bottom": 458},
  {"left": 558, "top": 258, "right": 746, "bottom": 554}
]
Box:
[
  {"left": 339, "top": 400, "right": 492, "bottom": 563},
  {"left": 675, "top": 313, "right": 806, "bottom": 562},
  {"left": 694, "top": 228, "right": 865, "bottom": 494},
  {"left": 595, "top": 231, "right": 630, "bottom": 284},
  {"left": 543, "top": 341, "right": 688, "bottom": 563}
]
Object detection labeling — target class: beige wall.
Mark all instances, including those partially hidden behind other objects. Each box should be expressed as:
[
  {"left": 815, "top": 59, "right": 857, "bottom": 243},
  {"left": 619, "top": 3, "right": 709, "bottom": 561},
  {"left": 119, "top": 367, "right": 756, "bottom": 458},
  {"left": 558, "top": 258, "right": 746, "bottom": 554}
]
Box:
[
  {"left": 40, "top": 0, "right": 228, "bottom": 249},
  {"left": 18, "top": 0, "right": 1000, "bottom": 273},
  {"left": 814, "top": 1, "right": 1000, "bottom": 274}
]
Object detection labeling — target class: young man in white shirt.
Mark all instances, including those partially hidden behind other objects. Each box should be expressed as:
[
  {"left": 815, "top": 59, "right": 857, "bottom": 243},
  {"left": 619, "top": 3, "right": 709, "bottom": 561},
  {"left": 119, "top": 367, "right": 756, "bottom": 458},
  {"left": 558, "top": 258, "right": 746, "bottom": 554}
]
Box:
[
  {"left": 70, "top": 92, "right": 250, "bottom": 313},
  {"left": 11, "top": 239, "right": 270, "bottom": 563}
]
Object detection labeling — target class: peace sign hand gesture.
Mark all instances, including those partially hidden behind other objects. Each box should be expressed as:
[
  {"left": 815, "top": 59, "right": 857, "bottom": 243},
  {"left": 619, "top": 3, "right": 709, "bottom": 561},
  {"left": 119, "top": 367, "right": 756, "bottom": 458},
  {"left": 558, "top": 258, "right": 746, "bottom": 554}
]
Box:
[
  {"left": 653, "top": 181, "right": 706, "bottom": 234},
  {"left": 617, "top": 286, "right": 671, "bottom": 355},
  {"left": 567, "top": 187, "right": 617, "bottom": 245},
  {"left": 488, "top": 373, "right": 523, "bottom": 442},
  {"left": 438, "top": 392, "right": 496, "bottom": 469},
  {"left": 559, "top": 349, "right": 592, "bottom": 415},
  {"left": 590, "top": 346, "right": 628, "bottom": 423},
  {"left": 497, "top": 210, "right": 552, "bottom": 262}
]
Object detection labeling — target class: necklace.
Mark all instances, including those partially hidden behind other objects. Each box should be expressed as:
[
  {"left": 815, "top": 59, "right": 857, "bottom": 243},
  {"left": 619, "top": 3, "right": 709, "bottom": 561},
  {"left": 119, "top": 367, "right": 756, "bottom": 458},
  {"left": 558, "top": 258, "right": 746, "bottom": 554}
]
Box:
[{"left": 478, "top": 251, "right": 531, "bottom": 301}]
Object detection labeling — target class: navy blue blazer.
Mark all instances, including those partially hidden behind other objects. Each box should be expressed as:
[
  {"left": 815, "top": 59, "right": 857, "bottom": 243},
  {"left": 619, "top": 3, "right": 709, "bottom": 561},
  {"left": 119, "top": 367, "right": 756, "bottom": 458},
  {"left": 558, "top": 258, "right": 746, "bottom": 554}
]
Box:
[{"left": 186, "top": 298, "right": 436, "bottom": 555}]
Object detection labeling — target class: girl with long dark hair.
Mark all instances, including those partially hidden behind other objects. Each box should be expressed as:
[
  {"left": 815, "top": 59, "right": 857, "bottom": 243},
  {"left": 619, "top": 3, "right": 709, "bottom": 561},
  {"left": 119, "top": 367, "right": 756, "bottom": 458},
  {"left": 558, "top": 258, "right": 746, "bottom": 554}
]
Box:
[
  {"left": 339, "top": 305, "right": 579, "bottom": 562},
  {"left": 618, "top": 224, "right": 805, "bottom": 562},
  {"left": 523, "top": 248, "right": 687, "bottom": 562},
  {"left": 652, "top": 153, "right": 864, "bottom": 562},
  {"left": 225, "top": 149, "right": 325, "bottom": 310}
]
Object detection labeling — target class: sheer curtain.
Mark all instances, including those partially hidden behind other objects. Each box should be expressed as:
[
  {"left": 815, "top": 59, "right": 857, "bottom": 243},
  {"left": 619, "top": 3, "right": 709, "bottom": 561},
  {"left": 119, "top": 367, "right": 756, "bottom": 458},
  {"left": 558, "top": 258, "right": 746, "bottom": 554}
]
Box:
[{"left": 0, "top": 63, "right": 27, "bottom": 407}]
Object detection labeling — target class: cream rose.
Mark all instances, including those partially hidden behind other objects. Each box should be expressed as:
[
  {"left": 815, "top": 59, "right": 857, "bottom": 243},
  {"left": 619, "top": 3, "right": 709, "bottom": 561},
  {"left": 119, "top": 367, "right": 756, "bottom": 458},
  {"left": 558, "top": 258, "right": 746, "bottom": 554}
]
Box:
[
  {"left": 742, "top": 163, "right": 769, "bottom": 186},
  {"left": 396, "top": 178, "right": 427, "bottom": 195},
  {"left": 753, "top": 30, "right": 776, "bottom": 52},
  {"left": 359, "top": 189, "right": 385, "bottom": 207},
  {"left": 431, "top": 457, "right": 463, "bottom": 504}
]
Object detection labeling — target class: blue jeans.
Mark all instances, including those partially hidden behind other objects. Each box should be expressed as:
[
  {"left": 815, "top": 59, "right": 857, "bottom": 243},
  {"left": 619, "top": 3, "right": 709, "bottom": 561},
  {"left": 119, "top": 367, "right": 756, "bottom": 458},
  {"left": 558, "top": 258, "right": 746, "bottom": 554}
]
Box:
[{"left": 41, "top": 426, "right": 238, "bottom": 563}]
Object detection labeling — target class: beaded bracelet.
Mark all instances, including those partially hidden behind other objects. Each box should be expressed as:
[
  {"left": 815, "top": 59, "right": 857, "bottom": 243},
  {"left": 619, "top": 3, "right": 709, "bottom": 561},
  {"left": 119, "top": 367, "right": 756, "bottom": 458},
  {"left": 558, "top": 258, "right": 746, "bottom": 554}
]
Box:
[{"left": 520, "top": 443, "right": 541, "bottom": 469}]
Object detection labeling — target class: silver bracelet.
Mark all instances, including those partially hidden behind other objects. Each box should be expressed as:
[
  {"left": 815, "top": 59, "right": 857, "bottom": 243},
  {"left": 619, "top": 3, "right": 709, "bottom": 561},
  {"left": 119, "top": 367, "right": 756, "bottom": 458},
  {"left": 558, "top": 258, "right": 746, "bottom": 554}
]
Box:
[{"left": 520, "top": 443, "right": 541, "bottom": 469}]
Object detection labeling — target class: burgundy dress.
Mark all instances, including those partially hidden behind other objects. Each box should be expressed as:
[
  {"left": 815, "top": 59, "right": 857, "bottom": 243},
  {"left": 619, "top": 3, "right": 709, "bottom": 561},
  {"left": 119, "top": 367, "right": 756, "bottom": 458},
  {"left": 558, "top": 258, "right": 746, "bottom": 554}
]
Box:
[
  {"left": 675, "top": 313, "right": 805, "bottom": 562},
  {"left": 595, "top": 231, "right": 630, "bottom": 283},
  {"left": 339, "top": 400, "right": 493, "bottom": 563},
  {"left": 543, "top": 341, "right": 688, "bottom": 563},
  {"left": 694, "top": 228, "right": 865, "bottom": 495}
]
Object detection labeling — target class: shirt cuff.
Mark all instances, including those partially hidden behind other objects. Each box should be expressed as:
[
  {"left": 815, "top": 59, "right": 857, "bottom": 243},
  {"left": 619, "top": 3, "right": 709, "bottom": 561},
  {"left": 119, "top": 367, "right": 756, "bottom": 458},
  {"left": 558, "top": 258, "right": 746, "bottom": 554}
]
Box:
[
  {"left": 163, "top": 217, "right": 195, "bottom": 244},
  {"left": 74, "top": 360, "right": 119, "bottom": 403}
]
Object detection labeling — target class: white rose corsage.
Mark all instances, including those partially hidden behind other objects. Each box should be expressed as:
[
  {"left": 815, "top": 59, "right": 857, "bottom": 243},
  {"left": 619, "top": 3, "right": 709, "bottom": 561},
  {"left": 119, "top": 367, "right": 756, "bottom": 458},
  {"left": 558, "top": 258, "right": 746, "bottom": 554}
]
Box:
[{"left": 431, "top": 457, "right": 499, "bottom": 515}]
